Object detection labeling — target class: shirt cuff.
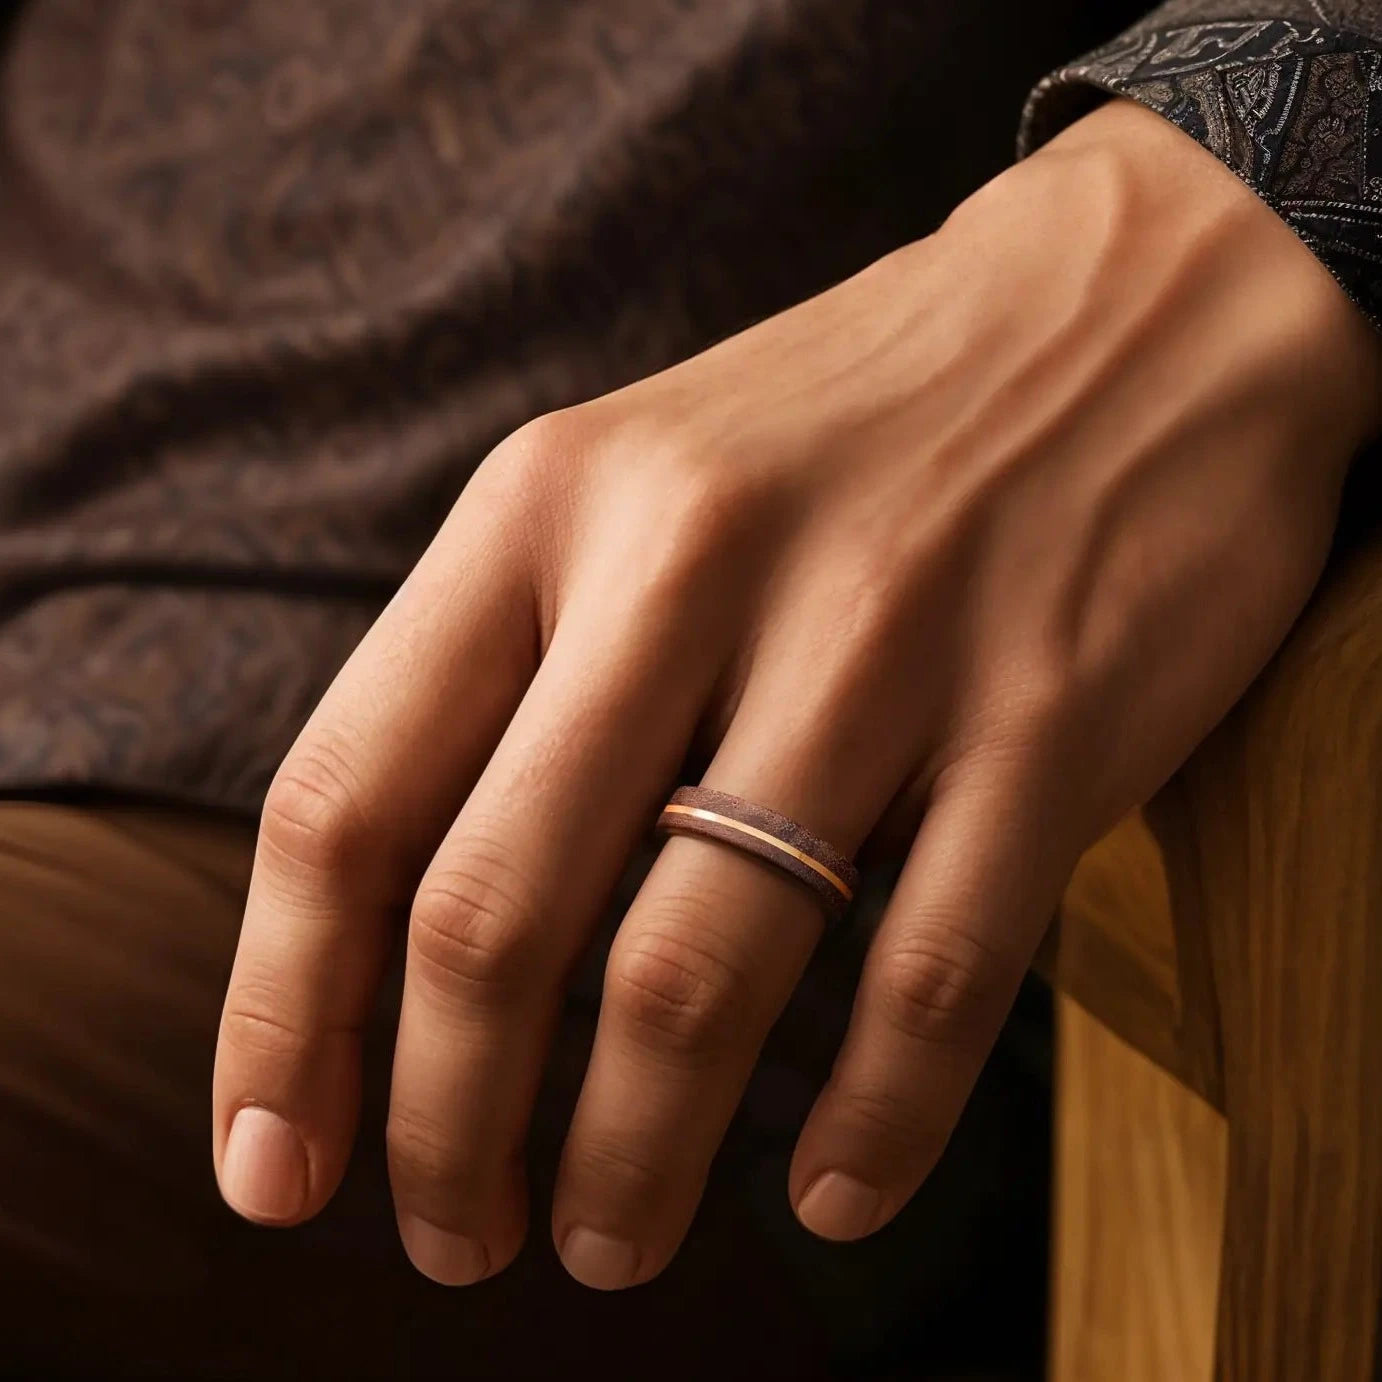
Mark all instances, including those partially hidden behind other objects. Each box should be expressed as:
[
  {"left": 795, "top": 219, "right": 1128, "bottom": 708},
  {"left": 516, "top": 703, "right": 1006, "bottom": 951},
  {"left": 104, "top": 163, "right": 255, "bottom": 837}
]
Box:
[{"left": 1017, "top": 17, "right": 1382, "bottom": 332}]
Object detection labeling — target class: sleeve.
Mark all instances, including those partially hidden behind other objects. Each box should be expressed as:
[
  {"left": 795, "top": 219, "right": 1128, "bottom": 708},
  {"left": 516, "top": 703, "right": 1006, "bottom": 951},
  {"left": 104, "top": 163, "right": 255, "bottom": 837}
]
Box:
[{"left": 1017, "top": 2, "right": 1382, "bottom": 330}]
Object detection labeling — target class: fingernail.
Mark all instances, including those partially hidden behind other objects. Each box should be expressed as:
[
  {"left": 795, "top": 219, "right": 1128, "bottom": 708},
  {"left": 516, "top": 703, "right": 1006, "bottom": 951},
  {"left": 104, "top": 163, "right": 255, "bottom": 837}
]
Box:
[
  {"left": 221, "top": 1106, "right": 308, "bottom": 1223},
  {"left": 398, "top": 1216, "right": 491, "bottom": 1286},
  {"left": 560, "top": 1226, "right": 640, "bottom": 1290},
  {"left": 796, "top": 1171, "right": 882, "bottom": 1240}
]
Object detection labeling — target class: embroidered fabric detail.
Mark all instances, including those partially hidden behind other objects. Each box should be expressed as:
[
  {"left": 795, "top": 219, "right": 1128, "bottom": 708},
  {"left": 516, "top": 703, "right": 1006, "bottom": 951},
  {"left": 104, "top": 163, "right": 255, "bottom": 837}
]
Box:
[{"left": 1020, "top": 18, "right": 1382, "bottom": 330}]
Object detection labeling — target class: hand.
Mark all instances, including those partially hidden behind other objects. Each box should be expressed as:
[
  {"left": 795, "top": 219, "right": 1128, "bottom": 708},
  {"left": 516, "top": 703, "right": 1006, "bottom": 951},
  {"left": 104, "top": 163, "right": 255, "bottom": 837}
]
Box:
[{"left": 212, "top": 98, "right": 1382, "bottom": 1290}]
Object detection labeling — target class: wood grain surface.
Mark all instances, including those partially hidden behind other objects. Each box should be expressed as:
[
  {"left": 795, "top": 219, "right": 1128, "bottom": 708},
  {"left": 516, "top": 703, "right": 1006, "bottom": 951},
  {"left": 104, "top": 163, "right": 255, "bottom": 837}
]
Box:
[
  {"left": 1039, "top": 808, "right": 1220, "bottom": 1109},
  {"left": 1049, "top": 530, "right": 1382, "bottom": 1380},
  {"left": 1051, "top": 997, "right": 1225, "bottom": 1382}
]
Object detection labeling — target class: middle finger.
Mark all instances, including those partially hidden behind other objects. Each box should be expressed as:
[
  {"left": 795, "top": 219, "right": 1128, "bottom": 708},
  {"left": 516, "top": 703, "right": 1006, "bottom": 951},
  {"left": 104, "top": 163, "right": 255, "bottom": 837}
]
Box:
[{"left": 386, "top": 555, "right": 733, "bottom": 1285}]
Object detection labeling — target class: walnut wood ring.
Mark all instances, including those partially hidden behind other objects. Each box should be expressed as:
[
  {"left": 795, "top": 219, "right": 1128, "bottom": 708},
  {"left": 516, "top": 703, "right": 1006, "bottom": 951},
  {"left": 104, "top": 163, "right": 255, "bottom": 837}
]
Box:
[{"left": 655, "top": 786, "right": 859, "bottom": 924}]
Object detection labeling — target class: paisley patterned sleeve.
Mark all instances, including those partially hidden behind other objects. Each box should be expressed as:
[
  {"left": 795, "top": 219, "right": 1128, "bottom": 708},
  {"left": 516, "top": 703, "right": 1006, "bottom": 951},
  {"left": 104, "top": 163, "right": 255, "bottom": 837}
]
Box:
[{"left": 1018, "top": 1, "right": 1382, "bottom": 329}]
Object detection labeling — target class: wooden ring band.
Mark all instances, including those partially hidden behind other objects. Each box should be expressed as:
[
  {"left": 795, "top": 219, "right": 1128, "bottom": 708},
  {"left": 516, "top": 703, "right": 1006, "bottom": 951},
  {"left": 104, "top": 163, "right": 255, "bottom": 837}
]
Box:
[{"left": 655, "top": 786, "right": 860, "bottom": 924}]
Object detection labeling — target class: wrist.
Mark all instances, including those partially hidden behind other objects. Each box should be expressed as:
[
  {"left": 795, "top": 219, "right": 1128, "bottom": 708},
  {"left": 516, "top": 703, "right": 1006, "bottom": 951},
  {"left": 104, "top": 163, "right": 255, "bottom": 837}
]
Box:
[{"left": 943, "top": 97, "right": 1382, "bottom": 468}]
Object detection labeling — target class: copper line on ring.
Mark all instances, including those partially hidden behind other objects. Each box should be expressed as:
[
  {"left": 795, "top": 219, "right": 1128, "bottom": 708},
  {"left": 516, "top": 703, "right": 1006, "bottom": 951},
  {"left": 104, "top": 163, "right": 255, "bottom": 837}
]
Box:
[{"left": 658, "top": 803, "right": 854, "bottom": 903}]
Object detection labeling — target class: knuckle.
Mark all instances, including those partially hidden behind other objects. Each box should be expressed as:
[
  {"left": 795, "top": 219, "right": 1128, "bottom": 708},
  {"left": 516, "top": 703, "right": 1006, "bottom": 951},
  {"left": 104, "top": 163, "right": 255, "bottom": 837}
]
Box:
[
  {"left": 830, "top": 559, "right": 916, "bottom": 651},
  {"left": 643, "top": 456, "right": 771, "bottom": 585},
  {"left": 219, "top": 985, "right": 314, "bottom": 1063},
  {"left": 670, "top": 459, "right": 764, "bottom": 542},
  {"left": 501, "top": 406, "right": 596, "bottom": 469},
  {"left": 409, "top": 848, "right": 540, "bottom": 1001},
  {"left": 480, "top": 407, "right": 599, "bottom": 523},
  {"left": 568, "top": 1132, "right": 664, "bottom": 1204},
  {"left": 606, "top": 462, "right": 769, "bottom": 632},
  {"left": 833, "top": 1082, "right": 939, "bottom": 1166},
  {"left": 386, "top": 1106, "right": 467, "bottom": 1189},
  {"left": 992, "top": 654, "right": 1080, "bottom": 752},
  {"left": 945, "top": 670, "right": 1076, "bottom": 801},
  {"left": 875, "top": 927, "right": 1001, "bottom": 1049},
  {"left": 847, "top": 521, "right": 931, "bottom": 596},
  {"left": 260, "top": 738, "right": 369, "bottom": 877},
  {"left": 607, "top": 919, "right": 753, "bottom": 1059}
]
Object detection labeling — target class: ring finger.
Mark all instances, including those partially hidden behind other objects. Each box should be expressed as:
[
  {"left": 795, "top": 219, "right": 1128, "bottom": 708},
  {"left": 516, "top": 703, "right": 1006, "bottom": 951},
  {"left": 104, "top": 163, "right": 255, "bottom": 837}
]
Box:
[{"left": 550, "top": 619, "right": 926, "bottom": 1289}]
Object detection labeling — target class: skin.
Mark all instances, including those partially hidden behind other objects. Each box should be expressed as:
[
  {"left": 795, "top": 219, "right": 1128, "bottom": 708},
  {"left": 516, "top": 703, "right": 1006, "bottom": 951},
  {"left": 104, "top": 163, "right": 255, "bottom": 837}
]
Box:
[{"left": 211, "top": 98, "right": 1382, "bottom": 1292}]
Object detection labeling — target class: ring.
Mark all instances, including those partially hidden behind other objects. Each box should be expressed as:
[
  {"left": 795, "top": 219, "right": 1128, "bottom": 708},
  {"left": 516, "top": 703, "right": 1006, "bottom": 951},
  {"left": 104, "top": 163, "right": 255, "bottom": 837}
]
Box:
[{"left": 655, "top": 786, "right": 860, "bottom": 923}]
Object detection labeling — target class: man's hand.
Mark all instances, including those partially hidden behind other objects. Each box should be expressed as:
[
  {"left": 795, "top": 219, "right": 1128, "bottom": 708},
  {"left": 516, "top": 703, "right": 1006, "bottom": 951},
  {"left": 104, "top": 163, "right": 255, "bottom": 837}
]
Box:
[{"left": 212, "top": 99, "right": 1382, "bottom": 1290}]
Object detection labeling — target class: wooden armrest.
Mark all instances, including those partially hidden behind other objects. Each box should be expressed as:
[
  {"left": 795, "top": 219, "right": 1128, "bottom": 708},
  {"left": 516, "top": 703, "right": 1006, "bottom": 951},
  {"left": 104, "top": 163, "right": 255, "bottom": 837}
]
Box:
[{"left": 1046, "top": 525, "right": 1382, "bottom": 1378}]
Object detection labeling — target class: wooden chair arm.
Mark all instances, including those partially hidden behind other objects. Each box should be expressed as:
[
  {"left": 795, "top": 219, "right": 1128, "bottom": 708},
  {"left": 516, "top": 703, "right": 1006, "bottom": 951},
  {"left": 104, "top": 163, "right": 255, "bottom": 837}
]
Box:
[{"left": 1046, "top": 522, "right": 1382, "bottom": 1378}]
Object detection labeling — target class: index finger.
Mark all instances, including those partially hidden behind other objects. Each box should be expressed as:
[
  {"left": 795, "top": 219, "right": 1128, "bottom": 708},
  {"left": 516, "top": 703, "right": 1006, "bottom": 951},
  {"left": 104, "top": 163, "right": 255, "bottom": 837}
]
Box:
[{"left": 212, "top": 474, "right": 537, "bottom": 1226}]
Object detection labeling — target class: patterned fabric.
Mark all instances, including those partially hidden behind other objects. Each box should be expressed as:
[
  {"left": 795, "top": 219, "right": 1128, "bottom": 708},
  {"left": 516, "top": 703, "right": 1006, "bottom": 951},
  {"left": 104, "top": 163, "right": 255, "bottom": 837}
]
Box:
[
  {"left": 0, "top": 0, "right": 1119, "bottom": 812},
  {"left": 1020, "top": 3, "right": 1382, "bottom": 330},
  {"left": 0, "top": 0, "right": 1377, "bottom": 814}
]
